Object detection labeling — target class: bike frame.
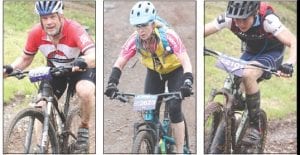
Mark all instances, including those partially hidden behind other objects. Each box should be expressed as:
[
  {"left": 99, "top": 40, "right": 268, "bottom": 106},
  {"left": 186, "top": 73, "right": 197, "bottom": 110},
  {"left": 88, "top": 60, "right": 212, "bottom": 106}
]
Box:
[
  {"left": 6, "top": 67, "right": 76, "bottom": 153},
  {"left": 133, "top": 98, "right": 175, "bottom": 154},
  {"left": 37, "top": 80, "right": 75, "bottom": 153},
  {"left": 116, "top": 91, "right": 189, "bottom": 154},
  {"left": 205, "top": 48, "right": 276, "bottom": 153},
  {"left": 207, "top": 78, "right": 249, "bottom": 153}
]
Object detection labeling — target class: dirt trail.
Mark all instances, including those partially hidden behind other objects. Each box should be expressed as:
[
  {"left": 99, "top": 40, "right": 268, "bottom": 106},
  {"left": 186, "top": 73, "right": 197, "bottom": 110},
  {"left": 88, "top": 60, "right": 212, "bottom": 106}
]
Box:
[
  {"left": 264, "top": 114, "right": 297, "bottom": 153},
  {"left": 104, "top": 1, "right": 196, "bottom": 153}
]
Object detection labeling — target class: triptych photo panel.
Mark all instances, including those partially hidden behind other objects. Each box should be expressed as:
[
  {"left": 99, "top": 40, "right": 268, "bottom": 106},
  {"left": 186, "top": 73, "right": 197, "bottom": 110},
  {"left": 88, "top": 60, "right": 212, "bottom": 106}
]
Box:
[{"left": 1, "top": 0, "right": 297, "bottom": 154}]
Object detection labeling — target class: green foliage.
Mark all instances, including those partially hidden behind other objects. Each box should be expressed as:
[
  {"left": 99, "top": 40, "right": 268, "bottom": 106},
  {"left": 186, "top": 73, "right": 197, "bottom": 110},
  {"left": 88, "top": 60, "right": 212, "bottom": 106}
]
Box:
[
  {"left": 3, "top": 1, "right": 95, "bottom": 104},
  {"left": 204, "top": 2, "right": 297, "bottom": 120}
]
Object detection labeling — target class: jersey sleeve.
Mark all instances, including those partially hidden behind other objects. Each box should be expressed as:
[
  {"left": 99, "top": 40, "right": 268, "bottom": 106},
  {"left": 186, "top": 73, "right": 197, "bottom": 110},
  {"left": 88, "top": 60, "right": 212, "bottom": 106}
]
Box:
[
  {"left": 24, "top": 25, "right": 41, "bottom": 55},
  {"left": 212, "top": 12, "right": 232, "bottom": 30},
  {"left": 263, "top": 14, "right": 285, "bottom": 36},
  {"left": 70, "top": 22, "right": 95, "bottom": 54},
  {"left": 120, "top": 32, "right": 137, "bottom": 60},
  {"left": 166, "top": 29, "right": 187, "bottom": 57}
]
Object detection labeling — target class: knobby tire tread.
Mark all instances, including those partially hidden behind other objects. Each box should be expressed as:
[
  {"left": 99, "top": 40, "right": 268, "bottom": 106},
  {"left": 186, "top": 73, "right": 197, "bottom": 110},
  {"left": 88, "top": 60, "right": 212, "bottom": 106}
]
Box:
[
  {"left": 4, "top": 108, "right": 59, "bottom": 153},
  {"left": 204, "top": 101, "right": 223, "bottom": 153},
  {"left": 63, "top": 106, "right": 81, "bottom": 153},
  {"left": 132, "top": 130, "right": 155, "bottom": 153}
]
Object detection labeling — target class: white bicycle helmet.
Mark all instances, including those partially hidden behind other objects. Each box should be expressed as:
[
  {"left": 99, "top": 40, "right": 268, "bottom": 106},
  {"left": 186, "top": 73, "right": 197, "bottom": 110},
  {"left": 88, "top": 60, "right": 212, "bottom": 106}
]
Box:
[
  {"left": 35, "top": 0, "right": 63, "bottom": 16},
  {"left": 129, "top": 1, "right": 156, "bottom": 26},
  {"left": 226, "top": 1, "right": 260, "bottom": 19}
]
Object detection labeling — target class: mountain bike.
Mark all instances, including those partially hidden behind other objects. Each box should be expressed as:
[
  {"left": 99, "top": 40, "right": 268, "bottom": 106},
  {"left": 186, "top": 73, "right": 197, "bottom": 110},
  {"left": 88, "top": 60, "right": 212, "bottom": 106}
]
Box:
[
  {"left": 4, "top": 66, "right": 82, "bottom": 153},
  {"left": 204, "top": 48, "right": 279, "bottom": 153},
  {"left": 113, "top": 91, "right": 191, "bottom": 154}
]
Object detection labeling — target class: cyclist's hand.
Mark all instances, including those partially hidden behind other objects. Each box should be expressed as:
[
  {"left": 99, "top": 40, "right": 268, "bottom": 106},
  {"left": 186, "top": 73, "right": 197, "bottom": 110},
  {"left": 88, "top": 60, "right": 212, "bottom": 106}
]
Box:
[
  {"left": 180, "top": 79, "right": 193, "bottom": 98},
  {"left": 180, "top": 72, "right": 193, "bottom": 98},
  {"left": 104, "top": 83, "right": 119, "bottom": 99},
  {"left": 278, "top": 63, "right": 293, "bottom": 77},
  {"left": 3, "top": 65, "right": 13, "bottom": 78},
  {"left": 72, "top": 57, "right": 88, "bottom": 72}
]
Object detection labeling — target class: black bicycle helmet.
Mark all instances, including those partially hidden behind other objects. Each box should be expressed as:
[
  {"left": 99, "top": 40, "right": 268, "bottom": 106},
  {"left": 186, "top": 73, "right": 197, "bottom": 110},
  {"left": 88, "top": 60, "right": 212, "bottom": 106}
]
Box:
[{"left": 226, "top": 1, "right": 260, "bottom": 19}]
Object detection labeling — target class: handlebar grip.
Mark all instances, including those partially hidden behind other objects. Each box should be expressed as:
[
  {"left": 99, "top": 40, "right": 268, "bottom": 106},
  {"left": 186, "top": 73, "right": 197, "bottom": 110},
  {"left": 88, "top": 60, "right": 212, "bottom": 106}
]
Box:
[
  {"left": 51, "top": 67, "right": 72, "bottom": 76},
  {"left": 116, "top": 95, "right": 129, "bottom": 103}
]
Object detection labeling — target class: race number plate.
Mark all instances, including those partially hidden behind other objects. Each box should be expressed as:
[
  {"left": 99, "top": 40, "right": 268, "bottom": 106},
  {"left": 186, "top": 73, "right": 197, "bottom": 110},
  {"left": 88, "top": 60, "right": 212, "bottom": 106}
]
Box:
[
  {"left": 133, "top": 95, "right": 157, "bottom": 111},
  {"left": 29, "top": 66, "right": 52, "bottom": 82},
  {"left": 216, "top": 54, "right": 247, "bottom": 77}
]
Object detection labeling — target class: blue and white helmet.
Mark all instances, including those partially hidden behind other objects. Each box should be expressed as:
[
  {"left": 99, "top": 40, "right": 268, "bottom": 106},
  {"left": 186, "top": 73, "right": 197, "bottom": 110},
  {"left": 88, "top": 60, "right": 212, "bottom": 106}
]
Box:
[
  {"left": 129, "top": 1, "right": 156, "bottom": 26},
  {"left": 35, "top": 0, "right": 64, "bottom": 16}
]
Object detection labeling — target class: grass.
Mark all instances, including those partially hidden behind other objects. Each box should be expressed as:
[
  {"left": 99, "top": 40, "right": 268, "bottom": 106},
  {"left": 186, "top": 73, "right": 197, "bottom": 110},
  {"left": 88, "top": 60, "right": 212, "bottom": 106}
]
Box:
[
  {"left": 3, "top": 0, "right": 95, "bottom": 104},
  {"left": 204, "top": 2, "right": 297, "bottom": 120}
]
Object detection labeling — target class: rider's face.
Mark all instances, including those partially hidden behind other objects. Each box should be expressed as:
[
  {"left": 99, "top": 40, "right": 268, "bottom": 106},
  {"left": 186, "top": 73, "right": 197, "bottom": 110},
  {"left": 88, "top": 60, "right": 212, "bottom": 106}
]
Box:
[
  {"left": 135, "top": 22, "right": 154, "bottom": 40},
  {"left": 233, "top": 16, "right": 254, "bottom": 32},
  {"left": 40, "top": 13, "right": 62, "bottom": 37}
]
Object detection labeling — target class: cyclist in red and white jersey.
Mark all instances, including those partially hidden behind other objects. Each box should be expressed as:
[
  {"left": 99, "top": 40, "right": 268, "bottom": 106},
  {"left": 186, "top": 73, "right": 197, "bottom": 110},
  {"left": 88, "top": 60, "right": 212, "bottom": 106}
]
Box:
[
  {"left": 3, "top": 0, "right": 95, "bottom": 153},
  {"left": 205, "top": 0, "right": 296, "bottom": 149}
]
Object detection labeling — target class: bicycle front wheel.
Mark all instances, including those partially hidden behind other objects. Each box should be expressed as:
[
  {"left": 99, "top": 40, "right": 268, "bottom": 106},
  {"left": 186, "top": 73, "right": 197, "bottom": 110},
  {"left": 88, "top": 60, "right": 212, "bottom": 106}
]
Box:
[
  {"left": 63, "top": 106, "right": 82, "bottom": 153},
  {"left": 132, "top": 130, "right": 155, "bottom": 153},
  {"left": 257, "top": 109, "right": 268, "bottom": 153},
  {"left": 4, "top": 108, "right": 59, "bottom": 153},
  {"left": 204, "top": 101, "right": 224, "bottom": 153},
  {"left": 183, "top": 115, "right": 191, "bottom": 153}
]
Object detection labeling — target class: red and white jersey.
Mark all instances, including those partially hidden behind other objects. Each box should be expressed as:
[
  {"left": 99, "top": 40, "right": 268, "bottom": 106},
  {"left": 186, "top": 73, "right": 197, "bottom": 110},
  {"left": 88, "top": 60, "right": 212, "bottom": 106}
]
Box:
[
  {"left": 24, "top": 19, "right": 95, "bottom": 67},
  {"left": 120, "top": 28, "right": 187, "bottom": 61}
]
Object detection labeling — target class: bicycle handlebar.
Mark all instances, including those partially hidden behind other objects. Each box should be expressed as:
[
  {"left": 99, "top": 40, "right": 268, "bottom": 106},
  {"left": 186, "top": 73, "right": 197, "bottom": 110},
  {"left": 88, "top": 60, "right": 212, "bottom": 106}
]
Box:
[
  {"left": 204, "top": 47, "right": 279, "bottom": 76},
  {"left": 6, "top": 66, "right": 73, "bottom": 82},
  {"left": 114, "top": 91, "right": 185, "bottom": 103}
]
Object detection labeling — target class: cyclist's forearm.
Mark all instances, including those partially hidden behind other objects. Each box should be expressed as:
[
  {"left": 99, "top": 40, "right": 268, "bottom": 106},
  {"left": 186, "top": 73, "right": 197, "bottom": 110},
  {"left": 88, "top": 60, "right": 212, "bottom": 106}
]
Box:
[
  {"left": 82, "top": 48, "right": 96, "bottom": 68},
  {"left": 204, "top": 22, "right": 219, "bottom": 37},
  {"left": 113, "top": 56, "right": 129, "bottom": 70},
  {"left": 287, "top": 37, "right": 297, "bottom": 65},
  {"left": 11, "top": 54, "right": 34, "bottom": 71},
  {"left": 178, "top": 52, "right": 192, "bottom": 73}
]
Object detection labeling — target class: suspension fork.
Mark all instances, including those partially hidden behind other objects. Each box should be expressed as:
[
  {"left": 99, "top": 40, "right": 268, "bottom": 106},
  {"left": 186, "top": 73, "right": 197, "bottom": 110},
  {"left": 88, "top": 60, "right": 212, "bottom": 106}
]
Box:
[
  {"left": 235, "top": 109, "right": 249, "bottom": 145},
  {"left": 40, "top": 97, "right": 54, "bottom": 153},
  {"left": 39, "top": 81, "right": 54, "bottom": 153}
]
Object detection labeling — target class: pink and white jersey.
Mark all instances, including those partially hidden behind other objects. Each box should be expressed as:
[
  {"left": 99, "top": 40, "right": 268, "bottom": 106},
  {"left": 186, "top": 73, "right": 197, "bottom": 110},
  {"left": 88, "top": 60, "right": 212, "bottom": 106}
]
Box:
[
  {"left": 120, "top": 28, "right": 187, "bottom": 60},
  {"left": 24, "top": 19, "right": 95, "bottom": 67}
]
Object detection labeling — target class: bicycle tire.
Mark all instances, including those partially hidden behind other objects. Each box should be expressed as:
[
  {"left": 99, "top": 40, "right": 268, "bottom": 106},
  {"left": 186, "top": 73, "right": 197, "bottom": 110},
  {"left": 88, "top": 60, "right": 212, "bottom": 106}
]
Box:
[
  {"left": 4, "top": 108, "right": 59, "bottom": 153},
  {"left": 239, "top": 109, "right": 268, "bottom": 153},
  {"left": 63, "top": 106, "right": 81, "bottom": 153},
  {"left": 183, "top": 115, "right": 191, "bottom": 153},
  {"left": 132, "top": 130, "right": 155, "bottom": 153},
  {"left": 204, "top": 101, "right": 224, "bottom": 153},
  {"left": 258, "top": 109, "right": 268, "bottom": 153}
]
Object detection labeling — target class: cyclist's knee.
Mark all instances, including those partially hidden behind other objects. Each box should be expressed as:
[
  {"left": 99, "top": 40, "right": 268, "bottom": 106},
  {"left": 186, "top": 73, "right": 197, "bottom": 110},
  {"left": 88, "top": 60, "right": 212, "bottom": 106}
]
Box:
[
  {"left": 76, "top": 80, "right": 95, "bottom": 99},
  {"left": 243, "top": 67, "right": 263, "bottom": 80},
  {"left": 168, "top": 99, "right": 183, "bottom": 123}
]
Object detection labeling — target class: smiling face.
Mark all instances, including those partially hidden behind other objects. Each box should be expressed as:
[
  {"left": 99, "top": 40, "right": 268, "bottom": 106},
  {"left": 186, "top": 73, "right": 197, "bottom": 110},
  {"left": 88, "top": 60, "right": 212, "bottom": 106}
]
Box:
[
  {"left": 233, "top": 15, "right": 255, "bottom": 32},
  {"left": 40, "top": 13, "right": 62, "bottom": 37},
  {"left": 135, "top": 22, "right": 155, "bottom": 40}
]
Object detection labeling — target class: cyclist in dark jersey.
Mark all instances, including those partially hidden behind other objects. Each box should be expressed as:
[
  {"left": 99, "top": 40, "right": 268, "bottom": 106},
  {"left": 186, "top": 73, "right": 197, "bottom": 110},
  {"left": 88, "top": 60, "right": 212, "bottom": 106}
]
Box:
[
  {"left": 4, "top": 0, "right": 95, "bottom": 153},
  {"left": 205, "top": 1, "right": 296, "bottom": 145}
]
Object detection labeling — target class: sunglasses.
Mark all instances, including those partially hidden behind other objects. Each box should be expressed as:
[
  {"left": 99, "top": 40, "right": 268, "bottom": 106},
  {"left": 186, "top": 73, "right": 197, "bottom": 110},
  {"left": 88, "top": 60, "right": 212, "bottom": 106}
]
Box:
[{"left": 135, "top": 21, "right": 153, "bottom": 28}]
